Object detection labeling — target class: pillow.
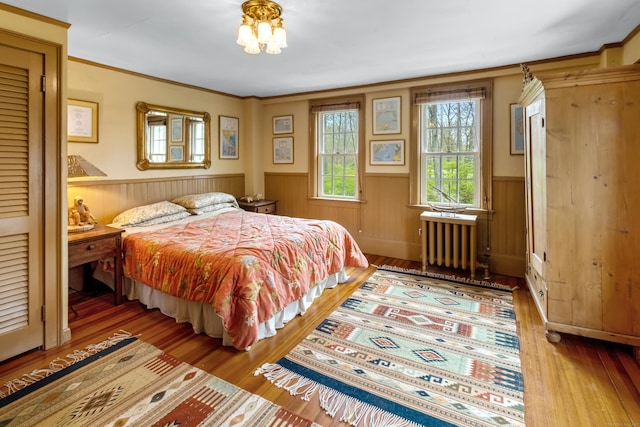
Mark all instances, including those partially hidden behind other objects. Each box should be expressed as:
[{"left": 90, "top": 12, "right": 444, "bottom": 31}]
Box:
[
  {"left": 187, "top": 201, "right": 239, "bottom": 215},
  {"left": 171, "top": 192, "right": 237, "bottom": 209},
  {"left": 111, "top": 201, "right": 187, "bottom": 226},
  {"left": 132, "top": 211, "right": 191, "bottom": 227}
]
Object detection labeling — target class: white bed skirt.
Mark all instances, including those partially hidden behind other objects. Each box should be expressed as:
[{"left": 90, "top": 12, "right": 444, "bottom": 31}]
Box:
[{"left": 122, "top": 270, "right": 348, "bottom": 348}]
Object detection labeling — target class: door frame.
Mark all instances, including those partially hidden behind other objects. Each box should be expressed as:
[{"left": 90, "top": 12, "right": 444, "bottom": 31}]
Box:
[{"left": 0, "top": 29, "right": 64, "bottom": 351}]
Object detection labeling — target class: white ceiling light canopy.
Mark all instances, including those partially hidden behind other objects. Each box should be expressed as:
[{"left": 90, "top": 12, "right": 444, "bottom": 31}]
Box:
[{"left": 237, "top": 0, "right": 287, "bottom": 55}]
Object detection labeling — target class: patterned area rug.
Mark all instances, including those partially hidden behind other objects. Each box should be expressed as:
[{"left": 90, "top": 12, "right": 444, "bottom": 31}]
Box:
[
  {"left": 0, "top": 331, "right": 318, "bottom": 427},
  {"left": 256, "top": 269, "right": 525, "bottom": 427}
]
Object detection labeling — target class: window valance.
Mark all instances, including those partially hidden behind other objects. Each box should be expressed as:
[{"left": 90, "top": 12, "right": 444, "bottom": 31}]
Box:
[
  {"left": 310, "top": 101, "right": 361, "bottom": 113},
  {"left": 413, "top": 87, "right": 486, "bottom": 104}
]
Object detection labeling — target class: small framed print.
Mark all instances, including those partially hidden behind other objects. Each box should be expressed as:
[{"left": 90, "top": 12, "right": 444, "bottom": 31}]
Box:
[
  {"left": 219, "top": 115, "right": 239, "bottom": 159},
  {"left": 510, "top": 103, "right": 525, "bottom": 155},
  {"left": 169, "top": 145, "right": 184, "bottom": 161},
  {"left": 370, "top": 140, "right": 405, "bottom": 165},
  {"left": 372, "top": 96, "right": 401, "bottom": 134},
  {"left": 273, "top": 136, "right": 294, "bottom": 164},
  {"left": 68, "top": 99, "right": 99, "bottom": 143},
  {"left": 273, "top": 115, "right": 293, "bottom": 134},
  {"left": 170, "top": 116, "right": 183, "bottom": 142}
]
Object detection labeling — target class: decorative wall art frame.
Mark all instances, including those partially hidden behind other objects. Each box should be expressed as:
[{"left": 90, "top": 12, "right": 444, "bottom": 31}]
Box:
[
  {"left": 273, "top": 115, "right": 293, "bottom": 134},
  {"left": 219, "top": 115, "right": 239, "bottom": 159},
  {"left": 169, "top": 146, "right": 184, "bottom": 162},
  {"left": 370, "top": 139, "right": 405, "bottom": 165},
  {"left": 170, "top": 116, "right": 183, "bottom": 142},
  {"left": 68, "top": 99, "right": 99, "bottom": 143},
  {"left": 510, "top": 103, "right": 525, "bottom": 155},
  {"left": 273, "top": 136, "right": 294, "bottom": 164},
  {"left": 372, "top": 96, "right": 401, "bottom": 134}
]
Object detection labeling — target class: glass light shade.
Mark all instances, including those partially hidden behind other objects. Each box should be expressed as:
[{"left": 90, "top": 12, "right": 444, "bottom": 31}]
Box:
[
  {"left": 257, "top": 21, "right": 272, "bottom": 44},
  {"left": 273, "top": 26, "right": 287, "bottom": 48},
  {"left": 236, "top": 24, "right": 252, "bottom": 46},
  {"left": 244, "top": 38, "right": 260, "bottom": 54},
  {"left": 265, "top": 40, "right": 281, "bottom": 54}
]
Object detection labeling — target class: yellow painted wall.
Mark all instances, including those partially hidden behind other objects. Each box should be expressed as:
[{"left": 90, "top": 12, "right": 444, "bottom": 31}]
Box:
[
  {"left": 256, "top": 56, "right": 601, "bottom": 193},
  {"left": 63, "top": 25, "right": 640, "bottom": 197},
  {"left": 67, "top": 60, "right": 247, "bottom": 180},
  {"left": 623, "top": 27, "right": 640, "bottom": 65}
]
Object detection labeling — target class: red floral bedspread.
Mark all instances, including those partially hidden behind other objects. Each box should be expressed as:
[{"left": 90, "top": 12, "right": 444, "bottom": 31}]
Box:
[{"left": 122, "top": 209, "right": 368, "bottom": 349}]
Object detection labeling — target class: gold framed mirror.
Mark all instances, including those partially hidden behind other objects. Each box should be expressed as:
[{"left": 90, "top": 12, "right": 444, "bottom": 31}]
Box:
[{"left": 136, "top": 102, "right": 211, "bottom": 170}]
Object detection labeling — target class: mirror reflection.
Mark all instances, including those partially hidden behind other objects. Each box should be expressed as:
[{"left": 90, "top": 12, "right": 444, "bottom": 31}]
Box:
[{"left": 136, "top": 102, "right": 211, "bottom": 170}]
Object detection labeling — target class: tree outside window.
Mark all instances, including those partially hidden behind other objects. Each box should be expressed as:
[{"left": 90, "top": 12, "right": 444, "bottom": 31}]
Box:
[{"left": 318, "top": 110, "right": 359, "bottom": 198}]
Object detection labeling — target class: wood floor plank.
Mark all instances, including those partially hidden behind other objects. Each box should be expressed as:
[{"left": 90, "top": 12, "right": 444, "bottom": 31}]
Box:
[{"left": 0, "top": 257, "right": 638, "bottom": 427}]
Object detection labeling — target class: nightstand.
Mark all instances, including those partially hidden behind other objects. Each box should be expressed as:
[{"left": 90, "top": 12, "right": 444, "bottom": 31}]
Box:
[
  {"left": 68, "top": 224, "right": 124, "bottom": 305},
  {"left": 237, "top": 199, "right": 278, "bottom": 215}
]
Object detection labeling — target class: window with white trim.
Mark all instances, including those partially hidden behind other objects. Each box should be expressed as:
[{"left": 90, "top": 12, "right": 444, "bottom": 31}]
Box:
[
  {"left": 188, "top": 119, "right": 205, "bottom": 162},
  {"left": 146, "top": 113, "right": 167, "bottom": 162},
  {"left": 412, "top": 83, "right": 491, "bottom": 209},
  {"left": 310, "top": 98, "right": 364, "bottom": 200}
]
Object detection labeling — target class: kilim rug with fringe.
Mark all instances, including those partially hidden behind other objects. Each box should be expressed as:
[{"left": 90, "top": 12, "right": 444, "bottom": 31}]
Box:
[
  {"left": 256, "top": 268, "right": 525, "bottom": 427},
  {"left": 0, "top": 331, "right": 318, "bottom": 427}
]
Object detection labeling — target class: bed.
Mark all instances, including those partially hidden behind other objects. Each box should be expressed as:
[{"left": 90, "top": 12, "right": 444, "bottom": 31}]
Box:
[{"left": 105, "top": 193, "right": 368, "bottom": 350}]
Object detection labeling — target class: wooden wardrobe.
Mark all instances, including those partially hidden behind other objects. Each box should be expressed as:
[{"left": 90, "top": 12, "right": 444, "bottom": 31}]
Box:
[{"left": 518, "top": 64, "right": 640, "bottom": 351}]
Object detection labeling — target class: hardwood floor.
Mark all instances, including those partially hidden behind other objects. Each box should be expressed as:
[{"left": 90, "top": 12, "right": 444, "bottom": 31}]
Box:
[{"left": 1, "top": 255, "right": 639, "bottom": 426}]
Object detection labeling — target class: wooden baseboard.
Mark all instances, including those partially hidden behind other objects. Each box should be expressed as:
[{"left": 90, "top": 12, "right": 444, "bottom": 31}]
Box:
[
  {"left": 489, "top": 253, "right": 526, "bottom": 278},
  {"left": 357, "top": 236, "right": 421, "bottom": 262}
]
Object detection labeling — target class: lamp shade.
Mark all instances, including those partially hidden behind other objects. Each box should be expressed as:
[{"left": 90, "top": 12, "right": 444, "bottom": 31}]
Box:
[
  {"left": 237, "top": 23, "right": 252, "bottom": 46},
  {"left": 273, "top": 26, "right": 287, "bottom": 47},
  {"left": 257, "top": 21, "right": 272, "bottom": 44},
  {"left": 67, "top": 155, "right": 106, "bottom": 178}
]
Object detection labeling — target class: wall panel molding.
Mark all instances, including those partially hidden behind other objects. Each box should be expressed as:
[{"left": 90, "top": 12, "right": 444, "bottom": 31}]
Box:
[
  {"left": 68, "top": 174, "right": 245, "bottom": 224},
  {"left": 266, "top": 173, "right": 526, "bottom": 277}
]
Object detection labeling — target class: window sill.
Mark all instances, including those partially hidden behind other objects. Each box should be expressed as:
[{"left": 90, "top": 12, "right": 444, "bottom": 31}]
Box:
[
  {"left": 307, "top": 197, "right": 367, "bottom": 206},
  {"left": 408, "top": 204, "right": 493, "bottom": 217}
]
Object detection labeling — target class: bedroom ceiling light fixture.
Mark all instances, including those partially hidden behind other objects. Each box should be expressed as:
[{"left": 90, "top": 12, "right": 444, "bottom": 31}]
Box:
[{"left": 236, "top": 0, "right": 287, "bottom": 55}]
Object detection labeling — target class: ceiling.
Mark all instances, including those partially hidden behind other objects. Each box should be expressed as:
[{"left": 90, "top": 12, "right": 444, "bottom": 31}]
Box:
[{"left": 5, "top": 0, "right": 640, "bottom": 98}]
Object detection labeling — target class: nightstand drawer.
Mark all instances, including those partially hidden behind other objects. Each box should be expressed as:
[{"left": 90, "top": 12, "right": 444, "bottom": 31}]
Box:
[
  {"left": 256, "top": 204, "right": 276, "bottom": 214},
  {"left": 68, "top": 237, "right": 117, "bottom": 268},
  {"left": 238, "top": 199, "right": 277, "bottom": 215}
]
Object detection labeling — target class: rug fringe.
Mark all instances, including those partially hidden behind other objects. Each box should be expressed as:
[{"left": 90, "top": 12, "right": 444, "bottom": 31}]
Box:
[
  {"left": 374, "top": 264, "right": 514, "bottom": 292},
  {"left": 0, "top": 330, "right": 133, "bottom": 399},
  {"left": 255, "top": 363, "right": 421, "bottom": 427}
]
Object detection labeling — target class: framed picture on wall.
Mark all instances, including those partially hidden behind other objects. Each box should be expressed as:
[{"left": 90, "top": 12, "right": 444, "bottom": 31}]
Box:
[
  {"left": 273, "top": 115, "right": 293, "bottom": 134},
  {"left": 370, "top": 140, "right": 405, "bottom": 165},
  {"left": 510, "top": 103, "right": 525, "bottom": 155},
  {"left": 273, "top": 136, "right": 294, "bottom": 163},
  {"left": 169, "top": 145, "right": 184, "bottom": 161},
  {"left": 170, "top": 116, "right": 183, "bottom": 142},
  {"left": 219, "top": 115, "right": 239, "bottom": 159},
  {"left": 372, "top": 96, "right": 401, "bottom": 134},
  {"left": 68, "top": 99, "right": 99, "bottom": 143}
]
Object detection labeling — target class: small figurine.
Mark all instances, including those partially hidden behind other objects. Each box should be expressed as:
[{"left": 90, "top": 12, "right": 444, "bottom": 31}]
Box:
[{"left": 69, "top": 196, "right": 97, "bottom": 225}]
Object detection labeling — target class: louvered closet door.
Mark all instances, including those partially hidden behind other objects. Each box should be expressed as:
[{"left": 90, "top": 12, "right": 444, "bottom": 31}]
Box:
[{"left": 0, "top": 45, "right": 44, "bottom": 360}]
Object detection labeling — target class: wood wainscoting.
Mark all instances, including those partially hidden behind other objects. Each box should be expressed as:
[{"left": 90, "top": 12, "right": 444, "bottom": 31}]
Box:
[
  {"left": 68, "top": 172, "right": 524, "bottom": 277},
  {"left": 266, "top": 172, "right": 526, "bottom": 277},
  {"left": 68, "top": 174, "right": 245, "bottom": 225}
]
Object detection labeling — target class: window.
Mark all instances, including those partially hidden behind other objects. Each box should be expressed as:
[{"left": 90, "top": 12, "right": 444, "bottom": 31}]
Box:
[
  {"left": 146, "top": 113, "right": 167, "bottom": 162},
  {"left": 411, "top": 81, "right": 492, "bottom": 210},
  {"left": 188, "top": 118, "right": 205, "bottom": 162},
  {"left": 309, "top": 97, "right": 365, "bottom": 200}
]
